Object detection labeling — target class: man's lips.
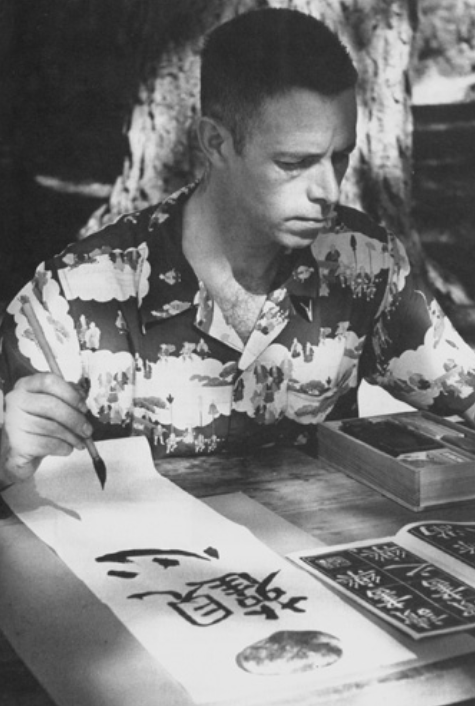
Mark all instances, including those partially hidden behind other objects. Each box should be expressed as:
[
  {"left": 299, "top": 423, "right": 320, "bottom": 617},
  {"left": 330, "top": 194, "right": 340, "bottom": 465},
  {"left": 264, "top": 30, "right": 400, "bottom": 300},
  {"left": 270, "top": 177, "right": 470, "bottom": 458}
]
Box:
[
  {"left": 296, "top": 218, "right": 328, "bottom": 224},
  {"left": 287, "top": 216, "right": 334, "bottom": 234}
]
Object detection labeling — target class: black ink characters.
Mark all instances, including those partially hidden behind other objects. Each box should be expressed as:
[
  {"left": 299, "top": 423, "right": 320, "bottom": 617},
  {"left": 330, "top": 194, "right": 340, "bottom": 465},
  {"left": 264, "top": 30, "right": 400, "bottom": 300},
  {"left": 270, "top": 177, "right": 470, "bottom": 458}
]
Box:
[{"left": 96, "top": 548, "right": 308, "bottom": 628}]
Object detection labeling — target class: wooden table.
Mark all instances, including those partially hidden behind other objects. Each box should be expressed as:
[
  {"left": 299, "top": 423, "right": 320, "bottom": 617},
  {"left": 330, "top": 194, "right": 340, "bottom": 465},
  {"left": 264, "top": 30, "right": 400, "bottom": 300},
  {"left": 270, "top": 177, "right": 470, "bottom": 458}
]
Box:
[{"left": 1, "top": 444, "right": 475, "bottom": 706}]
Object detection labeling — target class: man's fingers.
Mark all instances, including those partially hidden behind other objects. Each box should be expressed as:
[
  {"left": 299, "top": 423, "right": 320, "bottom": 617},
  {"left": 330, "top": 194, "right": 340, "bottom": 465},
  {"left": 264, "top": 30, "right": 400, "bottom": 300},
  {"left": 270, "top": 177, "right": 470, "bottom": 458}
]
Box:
[
  {"left": 19, "top": 430, "right": 77, "bottom": 459},
  {"left": 19, "top": 416, "right": 88, "bottom": 452},
  {"left": 9, "top": 373, "right": 92, "bottom": 441},
  {"left": 1, "top": 373, "right": 92, "bottom": 486},
  {"left": 10, "top": 392, "right": 93, "bottom": 441},
  {"left": 15, "top": 373, "right": 88, "bottom": 412}
]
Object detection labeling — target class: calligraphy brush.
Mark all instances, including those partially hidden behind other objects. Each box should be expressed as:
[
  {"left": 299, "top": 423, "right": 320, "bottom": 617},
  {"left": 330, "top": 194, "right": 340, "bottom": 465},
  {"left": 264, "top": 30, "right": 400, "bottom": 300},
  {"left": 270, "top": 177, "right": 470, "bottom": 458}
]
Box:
[{"left": 21, "top": 297, "right": 107, "bottom": 489}]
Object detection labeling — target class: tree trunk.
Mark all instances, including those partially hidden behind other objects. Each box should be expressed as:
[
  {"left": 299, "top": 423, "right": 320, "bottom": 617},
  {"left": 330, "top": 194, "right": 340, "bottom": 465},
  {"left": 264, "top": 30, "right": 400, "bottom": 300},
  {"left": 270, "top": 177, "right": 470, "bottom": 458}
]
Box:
[
  {"left": 81, "top": 0, "right": 259, "bottom": 236},
  {"left": 81, "top": 0, "right": 420, "bottom": 267}
]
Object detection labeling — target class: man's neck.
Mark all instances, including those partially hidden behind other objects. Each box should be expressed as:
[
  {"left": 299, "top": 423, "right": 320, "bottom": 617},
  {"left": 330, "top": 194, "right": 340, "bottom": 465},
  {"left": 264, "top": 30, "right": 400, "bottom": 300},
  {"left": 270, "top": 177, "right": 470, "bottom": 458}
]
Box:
[{"left": 183, "top": 179, "right": 281, "bottom": 294}]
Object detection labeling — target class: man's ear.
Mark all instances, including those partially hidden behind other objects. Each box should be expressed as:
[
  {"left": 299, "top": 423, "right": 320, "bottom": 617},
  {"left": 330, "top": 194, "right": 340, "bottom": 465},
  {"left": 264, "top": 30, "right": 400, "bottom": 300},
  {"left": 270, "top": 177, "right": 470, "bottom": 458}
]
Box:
[{"left": 196, "top": 116, "right": 230, "bottom": 166}]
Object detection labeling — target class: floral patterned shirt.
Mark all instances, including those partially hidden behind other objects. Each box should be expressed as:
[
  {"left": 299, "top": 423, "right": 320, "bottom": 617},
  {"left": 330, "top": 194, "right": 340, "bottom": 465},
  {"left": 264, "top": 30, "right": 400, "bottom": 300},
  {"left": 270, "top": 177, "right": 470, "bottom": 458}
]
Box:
[{"left": 2, "top": 182, "right": 475, "bottom": 459}]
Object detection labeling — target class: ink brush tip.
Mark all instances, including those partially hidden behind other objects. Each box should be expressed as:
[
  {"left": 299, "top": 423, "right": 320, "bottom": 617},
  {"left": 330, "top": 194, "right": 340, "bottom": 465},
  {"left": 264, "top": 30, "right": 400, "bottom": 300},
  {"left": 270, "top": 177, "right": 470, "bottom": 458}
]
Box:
[
  {"left": 93, "top": 456, "right": 107, "bottom": 490},
  {"left": 84, "top": 437, "right": 107, "bottom": 489}
]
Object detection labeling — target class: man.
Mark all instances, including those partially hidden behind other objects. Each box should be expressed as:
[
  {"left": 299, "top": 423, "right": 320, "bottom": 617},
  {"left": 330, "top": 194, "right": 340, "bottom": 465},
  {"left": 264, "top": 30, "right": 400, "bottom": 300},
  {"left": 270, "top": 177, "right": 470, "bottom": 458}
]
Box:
[{"left": 2, "top": 8, "right": 475, "bottom": 488}]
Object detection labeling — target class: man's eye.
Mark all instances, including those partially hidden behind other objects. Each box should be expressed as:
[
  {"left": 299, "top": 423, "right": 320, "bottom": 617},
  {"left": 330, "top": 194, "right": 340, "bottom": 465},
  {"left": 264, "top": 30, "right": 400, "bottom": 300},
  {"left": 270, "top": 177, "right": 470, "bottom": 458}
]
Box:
[{"left": 276, "top": 160, "right": 306, "bottom": 171}]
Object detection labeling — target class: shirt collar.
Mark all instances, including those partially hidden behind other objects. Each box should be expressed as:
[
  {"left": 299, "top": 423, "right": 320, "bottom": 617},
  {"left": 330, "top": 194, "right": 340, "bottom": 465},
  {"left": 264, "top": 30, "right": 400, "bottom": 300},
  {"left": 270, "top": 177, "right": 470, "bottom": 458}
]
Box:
[
  {"left": 139, "top": 182, "right": 201, "bottom": 329},
  {"left": 139, "top": 182, "right": 323, "bottom": 329}
]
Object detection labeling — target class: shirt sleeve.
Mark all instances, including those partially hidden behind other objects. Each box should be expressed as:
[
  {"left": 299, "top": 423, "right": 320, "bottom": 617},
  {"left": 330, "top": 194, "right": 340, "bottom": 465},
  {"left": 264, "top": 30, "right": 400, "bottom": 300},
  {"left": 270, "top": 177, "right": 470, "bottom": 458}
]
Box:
[
  {"left": 0, "top": 261, "right": 84, "bottom": 400},
  {"left": 361, "top": 233, "right": 475, "bottom": 416}
]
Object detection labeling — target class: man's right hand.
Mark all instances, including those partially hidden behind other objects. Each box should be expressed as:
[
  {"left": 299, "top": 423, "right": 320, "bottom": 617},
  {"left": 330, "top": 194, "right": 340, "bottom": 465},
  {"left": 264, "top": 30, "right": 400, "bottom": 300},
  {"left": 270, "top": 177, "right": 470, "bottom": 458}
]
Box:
[{"left": 0, "top": 373, "right": 93, "bottom": 489}]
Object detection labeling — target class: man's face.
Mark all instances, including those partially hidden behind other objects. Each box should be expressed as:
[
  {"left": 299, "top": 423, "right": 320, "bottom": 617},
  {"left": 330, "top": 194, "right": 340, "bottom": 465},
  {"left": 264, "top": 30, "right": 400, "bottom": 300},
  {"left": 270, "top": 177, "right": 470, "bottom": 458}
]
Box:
[{"left": 220, "top": 87, "right": 357, "bottom": 251}]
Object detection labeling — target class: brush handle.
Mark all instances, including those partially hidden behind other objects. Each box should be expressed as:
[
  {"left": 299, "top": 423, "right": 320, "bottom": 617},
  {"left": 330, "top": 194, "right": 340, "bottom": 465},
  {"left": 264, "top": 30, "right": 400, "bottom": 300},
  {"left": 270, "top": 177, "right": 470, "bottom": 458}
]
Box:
[
  {"left": 21, "top": 297, "right": 104, "bottom": 475},
  {"left": 22, "top": 299, "right": 63, "bottom": 378}
]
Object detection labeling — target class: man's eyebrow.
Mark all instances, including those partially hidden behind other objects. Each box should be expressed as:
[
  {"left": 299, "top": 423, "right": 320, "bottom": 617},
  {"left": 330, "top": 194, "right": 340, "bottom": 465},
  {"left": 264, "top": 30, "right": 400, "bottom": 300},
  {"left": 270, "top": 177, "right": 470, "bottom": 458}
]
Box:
[{"left": 274, "top": 143, "right": 357, "bottom": 158}]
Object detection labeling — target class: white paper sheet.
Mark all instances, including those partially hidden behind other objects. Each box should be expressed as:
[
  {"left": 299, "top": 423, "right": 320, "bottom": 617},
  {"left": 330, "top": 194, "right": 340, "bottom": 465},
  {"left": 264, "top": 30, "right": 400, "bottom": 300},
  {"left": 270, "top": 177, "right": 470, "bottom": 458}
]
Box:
[{"left": 0, "top": 437, "right": 450, "bottom": 705}]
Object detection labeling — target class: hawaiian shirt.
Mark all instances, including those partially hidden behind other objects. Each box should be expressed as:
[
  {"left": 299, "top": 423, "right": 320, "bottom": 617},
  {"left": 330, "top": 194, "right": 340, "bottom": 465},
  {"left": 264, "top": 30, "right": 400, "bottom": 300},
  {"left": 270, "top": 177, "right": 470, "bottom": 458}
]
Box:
[{"left": 2, "top": 182, "right": 475, "bottom": 460}]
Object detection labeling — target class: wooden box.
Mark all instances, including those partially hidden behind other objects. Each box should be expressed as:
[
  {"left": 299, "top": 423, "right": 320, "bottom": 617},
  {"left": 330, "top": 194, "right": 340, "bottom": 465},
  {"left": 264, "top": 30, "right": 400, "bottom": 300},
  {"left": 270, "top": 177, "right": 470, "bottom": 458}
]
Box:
[{"left": 317, "top": 411, "right": 475, "bottom": 511}]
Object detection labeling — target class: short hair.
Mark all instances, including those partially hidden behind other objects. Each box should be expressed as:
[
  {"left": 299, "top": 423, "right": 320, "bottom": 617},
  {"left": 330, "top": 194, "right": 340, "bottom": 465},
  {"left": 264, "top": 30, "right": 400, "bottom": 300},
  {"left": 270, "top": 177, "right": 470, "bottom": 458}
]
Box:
[{"left": 200, "top": 8, "right": 358, "bottom": 153}]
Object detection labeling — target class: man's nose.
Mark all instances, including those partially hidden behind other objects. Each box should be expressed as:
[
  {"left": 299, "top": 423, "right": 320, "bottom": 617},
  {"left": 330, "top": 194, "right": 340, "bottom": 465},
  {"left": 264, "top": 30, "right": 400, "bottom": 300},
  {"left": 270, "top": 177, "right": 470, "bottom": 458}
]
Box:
[{"left": 306, "top": 160, "right": 340, "bottom": 207}]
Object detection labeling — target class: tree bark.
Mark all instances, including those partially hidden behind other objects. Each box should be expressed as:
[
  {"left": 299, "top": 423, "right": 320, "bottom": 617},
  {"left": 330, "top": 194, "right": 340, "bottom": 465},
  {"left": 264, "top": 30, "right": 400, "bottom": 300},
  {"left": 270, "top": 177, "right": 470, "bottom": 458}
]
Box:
[
  {"left": 81, "top": 0, "right": 259, "bottom": 236},
  {"left": 81, "top": 0, "right": 420, "bottom": 270}
]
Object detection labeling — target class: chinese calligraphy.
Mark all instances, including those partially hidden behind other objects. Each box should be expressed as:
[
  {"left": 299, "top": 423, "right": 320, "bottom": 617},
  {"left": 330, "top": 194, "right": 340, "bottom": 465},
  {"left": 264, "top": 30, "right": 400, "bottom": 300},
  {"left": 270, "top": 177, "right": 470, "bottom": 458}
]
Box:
[
  {"left": 300, "top": 540, "right": 475, "bottom": 637},
  {"left": 97, "top": 548, "right": 308, "bottom": 627},
  {"left": 410, "top": 522, "right": 475, "bottom": 571}
]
